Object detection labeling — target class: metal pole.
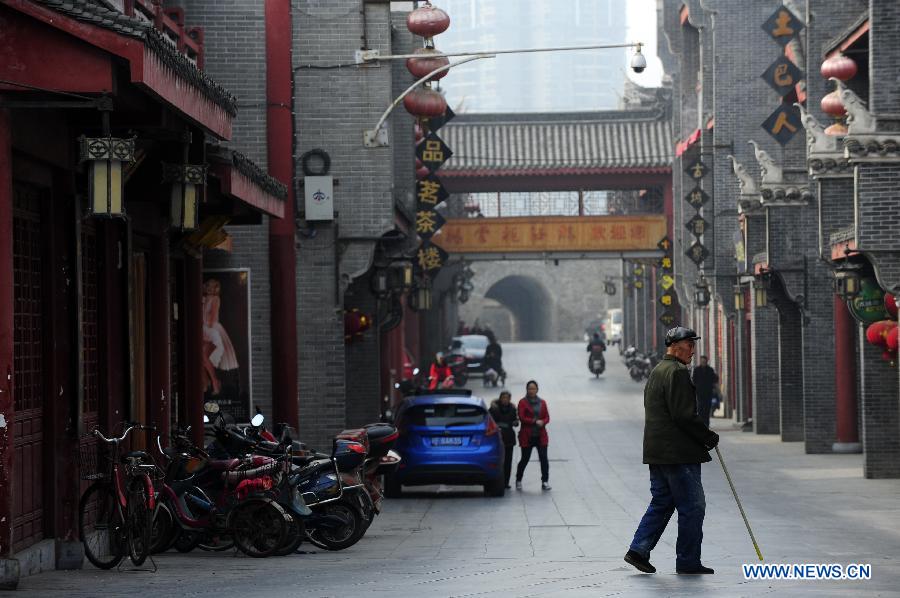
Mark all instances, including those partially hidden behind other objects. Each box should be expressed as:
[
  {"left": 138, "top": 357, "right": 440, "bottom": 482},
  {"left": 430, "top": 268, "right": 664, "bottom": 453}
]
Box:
[
  {"left": 715, "top": 446, "right": 764, "bottom": 561},
  {"left": 362, "top": 41, "right": 642, "bottom": 62}
]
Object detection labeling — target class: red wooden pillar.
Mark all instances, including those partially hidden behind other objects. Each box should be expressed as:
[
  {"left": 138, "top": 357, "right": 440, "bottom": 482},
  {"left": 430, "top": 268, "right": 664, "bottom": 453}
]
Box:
[
  {"left": 833, "top": 295, "right": 860, "bottom": 451},
  {"left": 0, "top": 109, "right": 16, "bottom": 564},
  {"left": 266, "top": 0, "right": 298, "bottom": 430},
  {"left": 148, "top": 234, "right": 171, "bottom": 446},
  {"left": 185, "top": 255, "right": 204, "bottom": 446},
  {"left": 101, "top": 221, "right": 126, "bottom": 433}
]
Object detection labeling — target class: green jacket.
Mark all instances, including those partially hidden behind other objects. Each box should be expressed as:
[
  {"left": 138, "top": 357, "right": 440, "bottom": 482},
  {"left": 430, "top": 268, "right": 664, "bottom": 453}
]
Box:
[{"left": 642, "top": 355, "right": 716, "bottom": 464}]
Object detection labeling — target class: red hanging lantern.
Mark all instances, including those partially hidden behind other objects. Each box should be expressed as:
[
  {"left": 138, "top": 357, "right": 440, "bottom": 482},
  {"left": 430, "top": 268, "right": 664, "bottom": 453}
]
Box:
[
  {"left": 865, "top": 320, "right": 896, "bottom": 347},
  {"left": 403, "top": 87, "right": 447, "bottom": 117},
  {"left": 821, "top": 53, "right": 858, "bottom": 81},
  {"left": 406, "top": 2, "right": 450, "bottom": 38},
  {"left": 820, "top": 90, "right": 846, "bottom": 117},
  {"left": 885, "top": 293, "right": 898, "bottom": 318},
  {"left": 886, "top": 326, "right": 899, "bottom": 353},
  {"left": 406, "top": 47, "right": 450, "bottom": 81}
]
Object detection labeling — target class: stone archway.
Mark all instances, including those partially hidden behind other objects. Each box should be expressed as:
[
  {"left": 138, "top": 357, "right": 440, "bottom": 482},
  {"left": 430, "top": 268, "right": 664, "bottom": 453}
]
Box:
[{"left": 484, "top": 275, "right": 554, "bottom": 341}]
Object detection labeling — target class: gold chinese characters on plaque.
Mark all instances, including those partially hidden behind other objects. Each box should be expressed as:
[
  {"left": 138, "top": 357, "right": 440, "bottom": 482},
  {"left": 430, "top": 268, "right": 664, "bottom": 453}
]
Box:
[{"left": 432, "top": 215, "right": 667, "bottom": 254}]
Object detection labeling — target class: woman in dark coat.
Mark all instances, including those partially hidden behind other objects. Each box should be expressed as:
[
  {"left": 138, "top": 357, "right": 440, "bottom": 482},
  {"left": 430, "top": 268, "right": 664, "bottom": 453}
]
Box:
[
  {"left": 516, "top": 380, "right": 551, "bottom": 491},
  {"left": 489, "top": 391, "right": 518, "bottom": 489}
]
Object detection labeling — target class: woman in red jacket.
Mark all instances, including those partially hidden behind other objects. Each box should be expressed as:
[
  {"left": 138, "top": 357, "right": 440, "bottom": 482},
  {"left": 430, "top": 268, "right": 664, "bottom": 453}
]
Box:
[{"left": 515, "top": 380, "right": 551, "bottom": 491}]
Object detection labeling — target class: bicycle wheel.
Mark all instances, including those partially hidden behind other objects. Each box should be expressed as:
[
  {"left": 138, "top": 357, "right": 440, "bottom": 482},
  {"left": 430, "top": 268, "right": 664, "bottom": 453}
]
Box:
[
  {"left": 197, "top": 530, "right": 234, "bottom": 552},
  {"left": 126, "top": 479, "right": 153, "bottom": 565},
  {"left": 78, "top": 482, "right": 125, "bottom": 569},
  {"left": 150, "top": 502, "right": 177, "bottom": 554},
  {"left": 173, "top": 529, "right": 201, "bottom": 553},
  {"left": 230, "top": 500, "right": 287, "bottom": 558},
  {"left": 273, "top": 510, "right": 305, "bottom": 556}
]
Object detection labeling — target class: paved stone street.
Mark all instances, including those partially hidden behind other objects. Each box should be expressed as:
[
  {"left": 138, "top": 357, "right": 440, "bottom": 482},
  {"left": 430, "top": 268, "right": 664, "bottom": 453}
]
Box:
[{"left": 19, "top": 343, "right": 900, "bottom": 597}]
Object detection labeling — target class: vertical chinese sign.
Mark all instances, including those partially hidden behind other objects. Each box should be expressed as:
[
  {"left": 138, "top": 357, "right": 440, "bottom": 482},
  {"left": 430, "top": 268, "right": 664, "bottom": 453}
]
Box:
[
  {"left": 414, "top": 108, "right": 455, "bottom": 282},
  {"left": 760, "top": 5, "right": 804, "bottom": 146}
]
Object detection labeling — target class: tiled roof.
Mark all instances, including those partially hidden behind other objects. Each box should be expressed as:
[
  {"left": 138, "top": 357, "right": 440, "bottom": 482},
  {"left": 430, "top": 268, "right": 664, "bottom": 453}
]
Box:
[
  {"left": 33, "top": 0, "right": 238, "bottom": 115},
  {"left": 440, "top": 110, "right": 672, "bottom": 175}
]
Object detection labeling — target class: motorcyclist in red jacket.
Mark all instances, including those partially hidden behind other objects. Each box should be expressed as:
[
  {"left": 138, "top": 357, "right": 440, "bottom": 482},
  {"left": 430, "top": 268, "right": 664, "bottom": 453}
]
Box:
[{"left": 428, "top": 352, "right": 452, "bottom": 390}]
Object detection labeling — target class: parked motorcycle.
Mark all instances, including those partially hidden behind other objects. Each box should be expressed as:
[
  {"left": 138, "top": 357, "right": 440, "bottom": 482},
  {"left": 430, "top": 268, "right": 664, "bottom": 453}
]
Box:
[
  {"left": 628, "top": 352, "right": 661, "bottom": 382},
  {"left": 445, "top": 352, "right": 469, "bottom": 387}
]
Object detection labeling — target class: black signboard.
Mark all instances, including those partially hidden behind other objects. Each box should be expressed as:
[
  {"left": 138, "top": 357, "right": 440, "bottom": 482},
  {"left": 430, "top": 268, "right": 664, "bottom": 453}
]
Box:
[
  {"left": 415, "top": 173, "right": 449, "bottom": 208},
  {"left": 686, "top": 241, "right": 710, "bottom": 266},
  {"left": 761, "top": 103, "right": 802, "bottom": 146},
  {"left": 416, "top": 241, "right": 449, "bottom": 273},
  {"left": 761, "top": 55, "right": 803, "bottom": 96},
  {"left": 686, "top": 214, "right": 710, "bottom": 237},
  {"left": 684, "top": 158, "right": 709, "bottom": 181},
  {"left": 659, "top": 311, "right": 677, "bottom": 327},
  {"left": 424, "top": 106, "right": 456, "bottom": 133},
  {"left": 659, "top": 292, "right": 675, "bottom": 308},
  {"left": 659, "top": 255, "right": 673, "bottom": 271},
  {"left": 685, "top": 187, "right": 710, "bottom": 209},
  {"left": 415, "top": 207, "right": 445, "bottom": 240},
  {"left": 762, "top": 5, "right": 804, "bottom": 47},
  {"left": 657, "top": 236, "right": 673, "bottom": 252},
  {"left": 416, "top": 132, "right": 453, "bottom": 173}
]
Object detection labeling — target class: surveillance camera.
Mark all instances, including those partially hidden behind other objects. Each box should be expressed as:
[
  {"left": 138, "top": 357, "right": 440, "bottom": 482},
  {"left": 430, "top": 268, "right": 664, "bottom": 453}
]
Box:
[{"left": 630, "top": 50, "right": 647, "bottom": 74}]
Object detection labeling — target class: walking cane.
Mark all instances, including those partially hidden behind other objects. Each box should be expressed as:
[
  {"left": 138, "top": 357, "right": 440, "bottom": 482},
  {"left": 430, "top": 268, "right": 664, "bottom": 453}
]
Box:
[{"left": 715, "top": 446, "right": 764, "bottom": 561}]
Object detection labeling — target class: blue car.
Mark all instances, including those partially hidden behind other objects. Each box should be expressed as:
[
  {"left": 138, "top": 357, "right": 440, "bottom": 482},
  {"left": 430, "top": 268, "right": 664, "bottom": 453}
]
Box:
[{"left": 385, "top": 391, "right": 506, "bottom": 497}]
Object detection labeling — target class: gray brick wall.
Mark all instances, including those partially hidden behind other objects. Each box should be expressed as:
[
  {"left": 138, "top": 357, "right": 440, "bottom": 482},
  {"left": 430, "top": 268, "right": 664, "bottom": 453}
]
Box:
[
  {"left": 175, "top": 0, "right": 273, "bottom": 421},
  {"left": 750, "top": 292, "right": 780, "bottom": 434},
  {"left": 344, "top": 273, "right": 382, "bottom": 428},
  {"left": 293, "top": 0, "right": 402, "bottom": 448},
  {"left": 858, "top": 324, "right": 900, "bottom": 478},
  {"left": 777, "top": 303, "right": 804, "bottom": 441}
]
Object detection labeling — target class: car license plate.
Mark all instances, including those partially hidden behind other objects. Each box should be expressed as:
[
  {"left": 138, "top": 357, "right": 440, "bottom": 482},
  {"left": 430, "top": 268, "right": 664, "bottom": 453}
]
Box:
[{"left": 432, "top": 436, "right": 463, "bottom": 446}]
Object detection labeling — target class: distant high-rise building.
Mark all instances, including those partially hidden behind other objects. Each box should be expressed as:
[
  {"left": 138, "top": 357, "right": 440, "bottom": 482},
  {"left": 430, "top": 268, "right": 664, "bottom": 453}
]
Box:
[{"left": 435, "top": 0, "right": 628, "bottom": 112}]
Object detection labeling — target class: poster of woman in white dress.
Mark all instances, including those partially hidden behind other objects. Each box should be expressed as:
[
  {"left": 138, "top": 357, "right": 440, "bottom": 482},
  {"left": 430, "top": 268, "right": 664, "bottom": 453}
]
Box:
[{"left": 202, "top": 270, "right": 252, "bottom": 422}]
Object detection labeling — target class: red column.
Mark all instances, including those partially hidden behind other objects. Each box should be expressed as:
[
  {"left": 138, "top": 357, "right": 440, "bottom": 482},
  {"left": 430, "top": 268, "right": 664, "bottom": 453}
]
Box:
[
  {"left": 0, "top": 109, "right": 14, "bottom": 559},
  {"left": 149, "top": 234, "right": 171, "bottom": 448},
  {"left": 266, "top": 0, "right": 298, "bottom": 430},
  {"left": 101, "top": 221, "right": 126, "bottom": 434},
  {"left": 185, "top": 255, "right": 204, "bottom": 446},
  {"left": 834, "top": 295, "right": 860, "bottom": 449},
  {"left": 663, "top": 180, "right": 674, "bottom": 240}
]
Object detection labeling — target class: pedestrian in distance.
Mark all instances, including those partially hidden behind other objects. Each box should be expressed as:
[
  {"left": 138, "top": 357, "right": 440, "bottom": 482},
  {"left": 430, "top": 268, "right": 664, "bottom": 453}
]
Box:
[
  {"left": 489, "top": 390, "right": 519, "bottom": 489},
  {"left": 625, "top": 326, "right": 720, "bottom": 575},
  {"left": 515, "top": 380, "right": 551, "bottom": 491},
  {"left": 692, "top": 355, "right": 719, "bottom": 427}
]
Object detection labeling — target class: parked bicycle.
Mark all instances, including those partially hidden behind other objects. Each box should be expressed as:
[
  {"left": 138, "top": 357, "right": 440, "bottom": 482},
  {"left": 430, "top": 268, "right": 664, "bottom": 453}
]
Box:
[{"left": 78, "top": 422, "right": 158, "bottom": 569}]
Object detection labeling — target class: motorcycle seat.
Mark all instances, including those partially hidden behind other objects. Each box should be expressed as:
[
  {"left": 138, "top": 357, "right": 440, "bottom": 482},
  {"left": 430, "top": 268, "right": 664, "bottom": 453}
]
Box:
[
  {"left": 123, "top": 450, "right": 151, "bottom": 462},
  {"left": 207, "top": 458, "right": 241, "bottom": 471}
]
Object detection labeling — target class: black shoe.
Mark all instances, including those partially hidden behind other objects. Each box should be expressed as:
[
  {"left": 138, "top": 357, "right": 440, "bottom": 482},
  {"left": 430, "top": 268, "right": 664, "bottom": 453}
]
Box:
[
  {"left": 676, "top": 564, "right": 714, "bottom": 575},
  {"left": 624, "top": 550, "right": 656, "bottom": 574},
  {"left": 505, "top": 484, "right": 511, "bottom": 489}
]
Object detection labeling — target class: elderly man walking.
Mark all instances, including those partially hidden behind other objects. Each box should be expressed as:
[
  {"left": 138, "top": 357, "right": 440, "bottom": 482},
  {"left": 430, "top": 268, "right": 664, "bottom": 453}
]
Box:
[{"left": 624, "top": 327, "right": 720, "bottom": 575}]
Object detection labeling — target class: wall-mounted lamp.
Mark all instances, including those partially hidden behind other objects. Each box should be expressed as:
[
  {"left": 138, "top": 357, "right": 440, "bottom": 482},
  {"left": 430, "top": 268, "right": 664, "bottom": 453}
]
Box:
[
  {"left": 733, "top": 284, "right": 746, "bottom": 311},
  {"left": 79, "top": 136, "right": 135, "bottom": 217},
  {"left": 833, "top": 247, "right": 861, "bottom": 300},
  {"left": 163, "top": 163, "right": 206, "bottom": 231},
  {"left": 694, "top": 275, "right": 711, "bottom": 307}
]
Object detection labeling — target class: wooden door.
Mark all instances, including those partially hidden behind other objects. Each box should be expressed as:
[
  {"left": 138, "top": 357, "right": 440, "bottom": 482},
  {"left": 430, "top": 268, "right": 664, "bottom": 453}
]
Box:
[{"left": 11, "top": 184, "right": 46, "bottom": 552}]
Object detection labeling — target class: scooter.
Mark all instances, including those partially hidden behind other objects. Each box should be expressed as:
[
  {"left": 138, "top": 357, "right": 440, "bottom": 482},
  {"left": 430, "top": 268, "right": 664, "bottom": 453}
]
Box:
[
  {"left": 445, "top": 353, "right": 468, "bottom": 387},
  {"left": 588, "top": 351, "right": 606, "bottom": 377}
]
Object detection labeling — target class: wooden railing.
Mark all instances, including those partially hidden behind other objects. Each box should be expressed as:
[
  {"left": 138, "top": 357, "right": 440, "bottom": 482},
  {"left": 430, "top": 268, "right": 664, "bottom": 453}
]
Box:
[{"left": 117, "top": 0, "right": 204, "bottom": 68}]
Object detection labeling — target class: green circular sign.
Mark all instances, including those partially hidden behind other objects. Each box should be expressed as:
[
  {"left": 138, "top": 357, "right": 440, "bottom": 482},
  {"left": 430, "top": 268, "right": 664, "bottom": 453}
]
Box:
[{"left": 848, "top": 278, "right": 891, "bottom": 324}]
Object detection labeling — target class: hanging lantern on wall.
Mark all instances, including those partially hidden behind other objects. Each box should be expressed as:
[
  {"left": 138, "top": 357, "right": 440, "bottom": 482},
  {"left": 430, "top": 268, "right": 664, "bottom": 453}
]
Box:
[
  {"left": 406, "top": 48, "right": 450, "bottom": 81},
  {"left": 163, "top": 163, "right": 206, "bottom": 231},
  {"left": 694, "top": 275, "right": 711, "bottom": 307},
  {"left": 403, "top": 87, "right": 447, "bottom": 117},
  {"left": 406, "top": 2, "right": 450, "bottom": 39},
  {"left": 79, "top": 135, "right": 135, "bottom": 217},
  {"left": 820, "top": 53, "right": 858, "bottom": 82},
  {"left": 408, "top": 284, "right": 432, "bottom": 311},
  {"left": 752, "top": 276, "right": 769, "bottom": 308}
]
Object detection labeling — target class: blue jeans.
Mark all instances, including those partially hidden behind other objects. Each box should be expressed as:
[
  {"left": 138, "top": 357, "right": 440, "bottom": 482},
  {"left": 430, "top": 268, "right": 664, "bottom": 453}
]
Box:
[{"left": 629, "top": 464, "right": 706, "bottom": 569}]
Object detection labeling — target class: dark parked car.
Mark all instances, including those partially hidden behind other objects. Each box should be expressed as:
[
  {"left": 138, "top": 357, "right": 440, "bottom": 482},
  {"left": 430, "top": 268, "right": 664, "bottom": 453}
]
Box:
[
  {"left": 451, "top": 334, "right": 490, "bottom": 374},
  {"left": 385, "top": 391, "right": 505, "bottom": 497}
]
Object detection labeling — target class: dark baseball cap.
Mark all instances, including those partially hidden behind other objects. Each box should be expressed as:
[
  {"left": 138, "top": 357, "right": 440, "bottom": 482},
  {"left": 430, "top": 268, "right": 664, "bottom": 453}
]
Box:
[{"left": 665, "top": 326, "right": 701, "bottom": 346}]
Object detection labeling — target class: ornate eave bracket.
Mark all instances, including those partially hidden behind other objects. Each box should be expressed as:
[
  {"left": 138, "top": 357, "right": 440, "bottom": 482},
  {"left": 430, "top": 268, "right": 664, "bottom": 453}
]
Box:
[
  {"left": 795, "top": 103, "right": 851, "bottom": 178},
  {"left": 831, "top": 79, "right": 900, "bottom": 164},
  {"left": 727, "top": 155, "right": 764, "bottom": 214},
  {"left": 748, "top": 140, "right": 812, "bottom": 206}
]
